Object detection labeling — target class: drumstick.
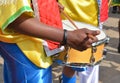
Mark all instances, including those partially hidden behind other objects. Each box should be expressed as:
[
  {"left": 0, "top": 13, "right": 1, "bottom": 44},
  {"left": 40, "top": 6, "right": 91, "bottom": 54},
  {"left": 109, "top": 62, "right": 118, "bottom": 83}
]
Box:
[
  {"left": 60, "top": 9, "right": 95, "bottom": 40},
  {"left": 60, "top": 9, "right": 79, "bottom": 29}
]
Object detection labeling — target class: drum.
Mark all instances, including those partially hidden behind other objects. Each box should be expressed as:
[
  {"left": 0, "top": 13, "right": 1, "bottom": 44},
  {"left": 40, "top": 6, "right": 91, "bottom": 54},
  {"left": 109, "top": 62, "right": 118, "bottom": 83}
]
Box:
[{"left": 53, "top": 20, "right": 109, "bottom": 68}]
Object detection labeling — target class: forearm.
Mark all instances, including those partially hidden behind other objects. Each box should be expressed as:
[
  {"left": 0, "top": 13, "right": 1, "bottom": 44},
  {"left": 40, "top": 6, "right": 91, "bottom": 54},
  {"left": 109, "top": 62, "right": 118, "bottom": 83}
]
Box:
[
  {"left": 8, "top": 14, "right": 100, "bottom": 51},
  {"left": 9, "top": 14, "right": 64, "bottom": 43}
]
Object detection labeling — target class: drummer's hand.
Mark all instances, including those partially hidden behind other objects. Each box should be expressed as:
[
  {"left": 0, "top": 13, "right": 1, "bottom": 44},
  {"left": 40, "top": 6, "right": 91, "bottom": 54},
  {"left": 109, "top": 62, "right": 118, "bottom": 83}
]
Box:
[{"left": 67, "top": 28, "right": 100, "bottom": 51}]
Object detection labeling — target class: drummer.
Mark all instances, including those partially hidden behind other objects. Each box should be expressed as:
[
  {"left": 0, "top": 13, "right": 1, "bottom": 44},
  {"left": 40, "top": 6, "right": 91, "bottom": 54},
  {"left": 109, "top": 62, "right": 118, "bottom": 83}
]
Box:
[
  {"left": 58, "top": 0, "right": 109, "bottom": 83},
  {"left": 0, "top": 0, "right": 100, "bottom": 83}
]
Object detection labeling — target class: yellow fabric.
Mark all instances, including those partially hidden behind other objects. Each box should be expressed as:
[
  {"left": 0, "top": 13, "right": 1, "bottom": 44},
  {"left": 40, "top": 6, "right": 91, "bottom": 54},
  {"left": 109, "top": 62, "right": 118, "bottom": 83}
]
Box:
[
  {"left": 59, "top": 0, "right": 99, "bottom": 26},
  {"left": 0, "top": 0, "right": 52, "bottom": 68}
]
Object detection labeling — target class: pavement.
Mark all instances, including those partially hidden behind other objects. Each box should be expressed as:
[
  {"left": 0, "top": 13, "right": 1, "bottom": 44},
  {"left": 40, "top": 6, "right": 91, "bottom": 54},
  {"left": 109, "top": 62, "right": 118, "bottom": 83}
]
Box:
[{"left": 0, "top": 8, "right": 120, "bottom": 83}]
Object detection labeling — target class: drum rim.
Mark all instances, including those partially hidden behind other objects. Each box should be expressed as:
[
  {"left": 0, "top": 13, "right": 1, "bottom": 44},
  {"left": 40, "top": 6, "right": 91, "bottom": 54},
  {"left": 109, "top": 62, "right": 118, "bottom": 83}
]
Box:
[
  {"left": 62, "top": 20, "right": 107, "bottom": 41},
  {"left": 55, "top": 58, "right": 103, "bottom": 68}
]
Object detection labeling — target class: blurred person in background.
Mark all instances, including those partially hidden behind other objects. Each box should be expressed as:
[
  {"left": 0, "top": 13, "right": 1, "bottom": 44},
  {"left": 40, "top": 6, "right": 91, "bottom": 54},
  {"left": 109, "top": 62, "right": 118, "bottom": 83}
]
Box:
[
  {"left": 111, "top": 0, "right": 120, "bottom": 13},
  {"left": 58, "top": 0, "right": 109, "bottom": 83}
]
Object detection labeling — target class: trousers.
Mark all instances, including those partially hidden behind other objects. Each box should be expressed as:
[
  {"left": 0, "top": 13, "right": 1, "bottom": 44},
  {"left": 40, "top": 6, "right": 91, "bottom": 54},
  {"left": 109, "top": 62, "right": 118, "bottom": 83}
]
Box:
[{"left": 0, "top": 42, "right": 52, "bottom": 83}]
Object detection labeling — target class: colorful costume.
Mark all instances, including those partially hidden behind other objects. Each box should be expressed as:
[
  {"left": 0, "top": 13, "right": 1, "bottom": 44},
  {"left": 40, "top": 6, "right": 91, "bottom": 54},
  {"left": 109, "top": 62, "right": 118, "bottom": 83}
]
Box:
[
  {"left": 58, "top": 0, "right": 108, "bottom": 83},
  {"left": 0, "top": 0, "right": 62, "bottom": 83}
]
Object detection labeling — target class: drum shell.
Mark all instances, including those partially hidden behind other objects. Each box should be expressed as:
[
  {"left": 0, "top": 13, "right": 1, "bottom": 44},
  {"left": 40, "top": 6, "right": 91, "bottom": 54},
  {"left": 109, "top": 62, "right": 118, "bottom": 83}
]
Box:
[{"left": 57, "top": 43, "right": 105, "bottom": 64}]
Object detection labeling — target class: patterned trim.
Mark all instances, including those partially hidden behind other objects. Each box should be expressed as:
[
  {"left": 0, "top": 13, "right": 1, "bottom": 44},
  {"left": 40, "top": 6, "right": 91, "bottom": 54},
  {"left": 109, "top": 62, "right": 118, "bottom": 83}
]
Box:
[
  {"left": 0, "top": 0, "right": 17, "bottom": 6},
  {"left": 2, "top": 6, "right": 33, "bottom": 31},
  {"left": 32, "top": 0, "right": 40, "bottom": 20}
]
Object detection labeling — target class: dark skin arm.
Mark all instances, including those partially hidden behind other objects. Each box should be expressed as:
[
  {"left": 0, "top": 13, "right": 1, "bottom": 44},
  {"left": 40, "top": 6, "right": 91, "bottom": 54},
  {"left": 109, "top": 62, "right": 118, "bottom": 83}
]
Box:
[
  {"left": 9, "top": 14, "right": 100, "bottom": 51},
  {"left": 9, "top": 14, "right": 64, "bottom": 42}
]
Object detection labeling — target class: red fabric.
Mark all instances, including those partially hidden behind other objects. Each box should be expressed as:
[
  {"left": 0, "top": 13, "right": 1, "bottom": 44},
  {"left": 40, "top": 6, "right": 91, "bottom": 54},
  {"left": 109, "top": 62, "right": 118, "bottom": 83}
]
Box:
[
  {"left": 100, "top": 0, "right": 109, "bottom": 22},
  {"left": 37, "top": 0, "right": 63, "bottom": 50}
]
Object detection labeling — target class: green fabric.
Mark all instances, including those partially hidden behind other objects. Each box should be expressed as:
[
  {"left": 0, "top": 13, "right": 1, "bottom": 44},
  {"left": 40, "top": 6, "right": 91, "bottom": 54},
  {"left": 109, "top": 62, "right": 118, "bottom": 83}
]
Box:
[{"left": 2, "top": 6, "right": 33, "bottom": 31}]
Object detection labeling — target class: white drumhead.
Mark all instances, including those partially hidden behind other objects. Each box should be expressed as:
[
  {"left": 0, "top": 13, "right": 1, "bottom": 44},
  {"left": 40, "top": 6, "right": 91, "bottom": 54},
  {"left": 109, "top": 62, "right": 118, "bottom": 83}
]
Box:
[{"left": 62, "top": 20, "right": 106, "bottom": 40}]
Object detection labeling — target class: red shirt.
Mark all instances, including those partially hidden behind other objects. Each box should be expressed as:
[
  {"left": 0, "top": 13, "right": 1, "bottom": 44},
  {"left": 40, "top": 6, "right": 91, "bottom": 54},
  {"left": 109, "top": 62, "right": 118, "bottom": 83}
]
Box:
[
  {"left": 100, "top": 0, "right": 109, "bottom": 22},
  {"left": 37, "top": 0, "right": 62, "bottom": 50}
]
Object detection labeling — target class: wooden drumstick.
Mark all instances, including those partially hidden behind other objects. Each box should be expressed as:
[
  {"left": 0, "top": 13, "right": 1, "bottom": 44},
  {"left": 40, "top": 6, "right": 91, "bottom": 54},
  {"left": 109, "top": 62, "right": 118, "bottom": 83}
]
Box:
[{"left": 60, "top": 9, "right": 79, "bottom": 29}]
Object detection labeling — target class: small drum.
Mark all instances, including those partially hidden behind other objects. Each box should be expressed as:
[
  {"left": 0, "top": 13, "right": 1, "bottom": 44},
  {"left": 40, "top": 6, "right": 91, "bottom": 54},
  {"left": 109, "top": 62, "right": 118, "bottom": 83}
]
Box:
[{"left": 53, "top": 20, "right": 109, "bottom": 68}]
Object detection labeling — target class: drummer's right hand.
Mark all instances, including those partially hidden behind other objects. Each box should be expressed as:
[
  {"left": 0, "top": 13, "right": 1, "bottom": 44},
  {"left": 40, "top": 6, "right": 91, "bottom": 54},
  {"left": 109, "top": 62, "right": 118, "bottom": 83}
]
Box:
[{"left": 66, "top": 28, "right": 100, "bottom": 51}]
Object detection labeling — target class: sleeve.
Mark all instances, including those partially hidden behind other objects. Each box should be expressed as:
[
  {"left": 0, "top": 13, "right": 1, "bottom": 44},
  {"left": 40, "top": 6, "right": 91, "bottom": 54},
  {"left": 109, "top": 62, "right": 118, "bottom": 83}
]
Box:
[{"left": 0, "top": 0, "right": 34, "bottom": 33}]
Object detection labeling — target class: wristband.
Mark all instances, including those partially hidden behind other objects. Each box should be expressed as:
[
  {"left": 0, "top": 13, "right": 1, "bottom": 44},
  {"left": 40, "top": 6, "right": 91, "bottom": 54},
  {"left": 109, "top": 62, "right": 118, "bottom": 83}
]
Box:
[{"left": 61, "top": 29, "right": 67, "bottom": 45}]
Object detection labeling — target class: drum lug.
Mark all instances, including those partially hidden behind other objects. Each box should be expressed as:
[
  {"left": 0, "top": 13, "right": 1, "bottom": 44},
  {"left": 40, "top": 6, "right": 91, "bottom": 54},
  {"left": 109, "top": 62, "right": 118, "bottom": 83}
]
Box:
[
  {"left": 105, "top": 37, "right": 110, "bottom": 45},
  {"left": 103, "top": 48, "right": 108, "bottom": 58},
  {"left": 92, "top": 46, "right": 97, "bottom": 53},
  {"left": 90, "top": 55, "right": 95, "bottom": 64},
  {"left": 90, "top": 46, "right": 97, "bottom": 64}
]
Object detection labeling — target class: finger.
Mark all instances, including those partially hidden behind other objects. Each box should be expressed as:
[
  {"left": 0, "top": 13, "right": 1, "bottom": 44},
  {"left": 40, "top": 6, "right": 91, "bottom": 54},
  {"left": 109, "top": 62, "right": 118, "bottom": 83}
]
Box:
[
  {"left": 77, "top": 45, "right": 87, "bottom": 51},
  {"left": 91, "top": 30, "right": 100, "bottom": 36},
  {"left": 78, "top": 38, "right": 92, "bottom": 51},
  {"left": 87, "top": 34, "right": 98, "bottom": 42},
  {"left": 86, "top": 30, "right": 100, "bottom": 36},
  {"left": 87, "top": 34, "right": 94, "bottom": 40}
]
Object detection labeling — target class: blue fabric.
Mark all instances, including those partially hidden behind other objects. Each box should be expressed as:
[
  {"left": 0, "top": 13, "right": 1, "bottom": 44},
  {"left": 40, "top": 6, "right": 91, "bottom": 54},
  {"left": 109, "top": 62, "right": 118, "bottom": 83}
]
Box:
[
  {"left": 72, "top": 67, "right": 87, "bottom": 72},
  {"left": 0, "top": 42, "right": 52, "bottom": 83},
  {"left": 62, "top": 73, "right": 76, "bottom": 83},
  {"left": 55, "top": 59, "right": 63, "bottom": 65}
]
